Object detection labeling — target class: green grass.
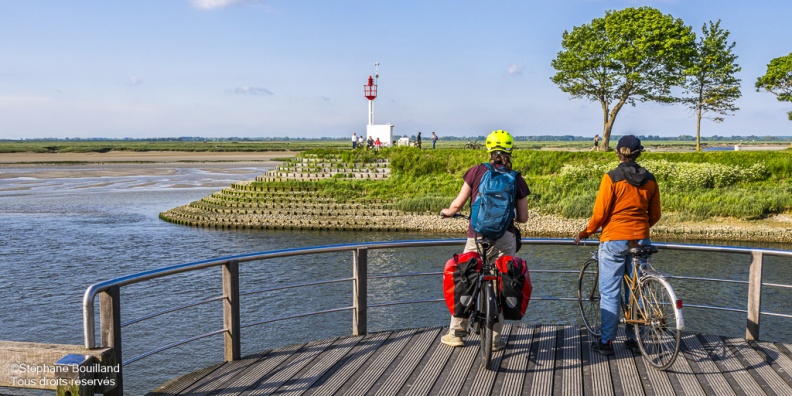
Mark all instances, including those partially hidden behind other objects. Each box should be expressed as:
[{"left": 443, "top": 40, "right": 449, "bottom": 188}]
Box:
[{"left": 266, "top": 147, "right": 792, "bottom": 222}]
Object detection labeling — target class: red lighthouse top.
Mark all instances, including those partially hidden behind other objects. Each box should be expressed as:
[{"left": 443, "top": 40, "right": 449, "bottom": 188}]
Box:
[{"left": 364, "top": 75, "right": 377, "bottom": 100}]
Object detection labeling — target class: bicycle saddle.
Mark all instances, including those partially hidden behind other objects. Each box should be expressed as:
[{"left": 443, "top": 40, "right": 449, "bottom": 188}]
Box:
[{"left": 628, "top": 245, "right": 658, "bottom": 256}]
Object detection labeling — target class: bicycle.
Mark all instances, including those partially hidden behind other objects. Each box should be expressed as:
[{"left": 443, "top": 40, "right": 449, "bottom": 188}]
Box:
[
  {"left": 464, "top": 140, "right": 481, "bottom": 150},
  {"left": 577, "top": 242, "right": 685, "bottom": 370},
  {"left": 443, "top": 213, "right": 502, "bottom": 370}
]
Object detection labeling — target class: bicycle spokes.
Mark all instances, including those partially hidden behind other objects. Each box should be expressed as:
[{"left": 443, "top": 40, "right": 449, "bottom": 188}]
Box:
[{"left": 635, "top": 277, "right": 681, "bottom": 370}]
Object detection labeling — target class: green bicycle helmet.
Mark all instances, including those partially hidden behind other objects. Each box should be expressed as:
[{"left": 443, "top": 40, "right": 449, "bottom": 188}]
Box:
[{"left": 485, "top": 129, "right": 514, "bottom": 153}]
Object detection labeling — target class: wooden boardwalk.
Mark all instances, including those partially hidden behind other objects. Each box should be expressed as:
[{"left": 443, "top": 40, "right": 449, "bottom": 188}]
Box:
[{"left": 148, "top": 324, "right": 792, "bottom": 395}]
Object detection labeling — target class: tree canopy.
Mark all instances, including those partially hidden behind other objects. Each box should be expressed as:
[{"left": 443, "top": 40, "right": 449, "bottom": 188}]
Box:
[
  {"left": 551, "top": 7, "right": 695, "bottom": 149},
  {"left": 681, "top": 20, "right": 741, "bottom": 151},
  {"left": 755, "top": 52, "right": 792, "bottom": 120}
]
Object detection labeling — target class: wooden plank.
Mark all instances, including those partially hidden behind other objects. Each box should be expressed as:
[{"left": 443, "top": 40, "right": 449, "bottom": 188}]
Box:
[
  {"left": 581, "top": 327, "right": 614, "bottom": 396},
  {"left": 205, "top": 342, "right": 306, "bottom": 396},
  {"left": 467, "top": 324, "right": 513, "bottom": 395},
  {"left": 341, "top": 329, "right": 416, "bottom": 396},
  {"left": 272, "top": 336, "right": 363, "bottom": 396},
  {"left": 146, "top": 363, "right": 225, "bottom": 396},
  {"left": 528, "top": 324, "right": 558, "bottom": 396},
  {"left": 403, "top": 330, "right": 454, "bottom": 396},
  {"left": 679, "top": 334, "right": 735, "bottom": 396},
  {"left": 725, "top": 337, "right": 791, "bottom": 395},
  {"left": 374, "top": 327, "right": 441, "bottom": 396},
  {"left": 699, "top": 334, "right": 765, "bottom": 395},
  {"left": 434, "top": 332, "right": 480, "bottom": 396},
  {"left": 611, "top": 328, "right": 642, "bottom": 396},
  {"left": 240, "top": 338, "right": 336, "bottom": 396},
  {"left": 495, "top": 324, "right": 534, "bottom": 396},
  {"left": 557, "top": 325, "right": 582, "bottom": 396},
  {"left": 176, "top": 353, "right": 267, "bottom": 395},
  {"left": 662, "top": 334, "right": 705, "bottom": 396},
  {"left": 752, "top": 341, "right": 792, "bottom": 386},
  {"left": 305, "top": 331, "right": 389, "bottom": 396}
]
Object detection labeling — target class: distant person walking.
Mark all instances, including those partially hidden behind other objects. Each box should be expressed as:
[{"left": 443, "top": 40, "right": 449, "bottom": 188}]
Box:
[
  {"left": 591, "top": 134, "right": 600, "bottom": 152},
  {"left": 352, "top": 133, "right": 358, "bottom": 149},
  {"left": 431, "top": 132, "right": 438, "bottom": 149},
  {"left": 416, "top": 132, "right": 422, "bottom": 149}
]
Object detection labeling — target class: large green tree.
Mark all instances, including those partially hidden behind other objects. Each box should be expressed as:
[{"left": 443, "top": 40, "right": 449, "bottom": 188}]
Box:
[
  {"left": 681, "top": 20, "right": 741, "bottom": 151},
  {"left": 755, "top": 52, "right": 792, "bottom": 121},
  {"left": 551, "top": 7, "right": 695, "bottom": 150}
]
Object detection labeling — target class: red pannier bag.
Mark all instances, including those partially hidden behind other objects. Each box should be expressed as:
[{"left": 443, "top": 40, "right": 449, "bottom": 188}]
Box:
[
  {"left": 495, "top": 256, "right": 532, "bottom": 320},
  {"left": 443, "top": 252, "right": 483, "bottom": 317}
]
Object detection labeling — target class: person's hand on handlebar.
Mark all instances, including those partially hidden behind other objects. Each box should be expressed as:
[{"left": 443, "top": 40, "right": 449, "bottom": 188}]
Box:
[{"left": 574, "top": 231, "right": 588, "bottom": 246}]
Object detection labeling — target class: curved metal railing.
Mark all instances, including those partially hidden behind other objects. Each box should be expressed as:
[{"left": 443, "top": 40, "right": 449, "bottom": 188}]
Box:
[{"left": 82, "top": 238, "right": 792, "bottom": 394}]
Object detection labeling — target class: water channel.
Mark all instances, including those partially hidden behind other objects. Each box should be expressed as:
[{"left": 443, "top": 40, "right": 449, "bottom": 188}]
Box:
[{"left": 1, "top": 162, "right": 790, "bottom": 395}]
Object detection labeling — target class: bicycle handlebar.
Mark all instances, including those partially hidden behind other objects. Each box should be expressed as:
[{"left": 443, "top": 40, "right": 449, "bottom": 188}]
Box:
[{"left": 440, "top": 212, "right": 469, "bottom": 220}]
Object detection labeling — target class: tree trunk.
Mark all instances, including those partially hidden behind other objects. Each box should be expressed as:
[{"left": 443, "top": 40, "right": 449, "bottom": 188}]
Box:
[
  {"left": 696, "top": 105, "right": 702, "bottom": 151},
  {"left": 600, "top": 95, "right": 627, "bottom": 151}
]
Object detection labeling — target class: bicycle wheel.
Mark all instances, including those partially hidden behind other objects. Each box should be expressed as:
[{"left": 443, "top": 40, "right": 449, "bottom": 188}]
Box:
[
  {"left": 480, "top": 281, "right": 496, "bottom": 370},
  {"left": 577, "top": 259, "right": 601, "bottom": 337},
  {"left": 635, "top": 276, "right": 681, "bottom": 370}
]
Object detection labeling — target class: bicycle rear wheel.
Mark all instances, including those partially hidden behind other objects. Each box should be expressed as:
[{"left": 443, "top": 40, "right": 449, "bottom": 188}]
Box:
[
  {"left": 480, "top": 281, "right": 496, "bottom": 370},
  {"left": 635, "top": 276, "right": 681, "bottom": 370},
  {"left": 577, "top": 259, "right": 601, "bottom": 337}
]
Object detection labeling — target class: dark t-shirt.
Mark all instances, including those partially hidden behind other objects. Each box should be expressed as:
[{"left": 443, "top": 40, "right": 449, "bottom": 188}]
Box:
[{"left": 463, "top": 163, "right": 530, "bottom": 238}]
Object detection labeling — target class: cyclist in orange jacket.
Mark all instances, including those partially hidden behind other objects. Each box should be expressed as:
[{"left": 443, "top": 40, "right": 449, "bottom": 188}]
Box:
[{"left": 574, "top": 135, "right": 661, "bottom": 356}]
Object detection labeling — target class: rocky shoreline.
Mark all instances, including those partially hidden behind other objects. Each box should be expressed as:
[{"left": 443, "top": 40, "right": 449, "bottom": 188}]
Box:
[{"left": 160, "top": 206, "right": 792, "bottom": 244}]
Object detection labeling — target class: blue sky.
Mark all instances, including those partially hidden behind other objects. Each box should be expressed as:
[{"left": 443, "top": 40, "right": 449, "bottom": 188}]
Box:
[{"left": 1, "top": 0, "right": 790, "bottom": 139}]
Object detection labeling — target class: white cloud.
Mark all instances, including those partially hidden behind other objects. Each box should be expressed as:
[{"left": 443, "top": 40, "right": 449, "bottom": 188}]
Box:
[
  {"left": 228, "top": 86, "right": 274, "bottom": 95},
  {"left": 190, "top": 0, "right": 255, "bottom": 10},
  {"left": 506, "top": 65, "right": 524, "bottom": 77},
  {"left": 126, "top": 75, "right": 143, "bottom": 86}
]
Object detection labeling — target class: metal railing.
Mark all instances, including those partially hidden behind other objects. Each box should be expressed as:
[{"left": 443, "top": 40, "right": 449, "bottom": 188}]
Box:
[{"left": 82, "top": 239, "right": 792, "bottom": 394}]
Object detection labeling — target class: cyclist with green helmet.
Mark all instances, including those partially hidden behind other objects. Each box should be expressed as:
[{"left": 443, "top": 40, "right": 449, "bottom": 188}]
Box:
[{"left": 440, "top": 129, "right": 530, "bottom": 350}]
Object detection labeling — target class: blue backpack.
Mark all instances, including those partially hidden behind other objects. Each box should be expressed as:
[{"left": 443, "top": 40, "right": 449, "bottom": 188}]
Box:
[{"left": 470, "top": 163, "right": 517, "bottom": 240}]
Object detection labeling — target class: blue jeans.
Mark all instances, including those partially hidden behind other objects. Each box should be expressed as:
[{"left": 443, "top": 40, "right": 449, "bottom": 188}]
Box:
[{"left": 598, "top": 238, "right": 650, "bottom": 343}]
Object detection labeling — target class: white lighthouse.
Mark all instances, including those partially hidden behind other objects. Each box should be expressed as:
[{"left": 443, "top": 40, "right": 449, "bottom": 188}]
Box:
[{"left": 363, "top": 62, "right": 393, "bottom": 147}]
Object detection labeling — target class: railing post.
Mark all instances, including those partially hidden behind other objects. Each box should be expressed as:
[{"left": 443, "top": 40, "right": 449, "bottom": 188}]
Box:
[
  {"left": 746, "top": 251, "right": 763, "bottom": 341},
  {"left": 352, "top": 248, "right": 368, "bottom": 336},
  {"left": 222, "top": 260, "right": 241, "bottom": 361},
  {"left": 99, "top": 286, "right": 122, "bottom": 396}
]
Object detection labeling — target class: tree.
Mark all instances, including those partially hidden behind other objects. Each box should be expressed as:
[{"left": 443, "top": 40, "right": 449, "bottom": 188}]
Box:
[
  {"left": 551, "top": 7, "right": 695, "bottom": 150},
  {"left": 681, "top": 20, "right": 741, "bottom": 151},
  {"left": 755, "top": 52, "right": 792, "bottom": 121}
]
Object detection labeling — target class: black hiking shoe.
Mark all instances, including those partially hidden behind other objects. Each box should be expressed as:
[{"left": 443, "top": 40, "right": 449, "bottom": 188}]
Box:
[
  {"left": 624, "top": 339, "right": 641, "bottom": 354},
  {"left": 591, "top": 339, "right": 614, "bottom": 356}
]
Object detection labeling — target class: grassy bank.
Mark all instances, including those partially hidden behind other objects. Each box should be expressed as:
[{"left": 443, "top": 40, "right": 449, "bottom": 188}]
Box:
[{"left": 269, "top": 147, "right": 792, "bottom": 222}]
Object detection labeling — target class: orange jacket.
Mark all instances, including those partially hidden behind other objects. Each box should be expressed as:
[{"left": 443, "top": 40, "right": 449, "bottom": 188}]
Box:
[{"left": 581, "top": 163, "right": 661, "bottom": 242}]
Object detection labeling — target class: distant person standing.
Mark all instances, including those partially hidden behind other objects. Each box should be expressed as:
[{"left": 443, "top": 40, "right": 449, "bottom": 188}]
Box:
[
  {"left": 352, "top": 133, "right": 358, "bottom": 149},
  {"left": 374, "top": 137, "right": 382, "bottom": 152},
  {"left": 431, "top": 131, "right": 438, "bottom": 149},
  {"left": 591, "top": 134, "right": 600, "bottom": 151},
  {"left": 416, "top": 132, "right": 422, "bottom": 149}
]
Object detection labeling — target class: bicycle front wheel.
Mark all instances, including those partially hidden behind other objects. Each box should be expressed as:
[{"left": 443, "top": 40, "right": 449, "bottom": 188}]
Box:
[
  {"left": 480, "top": 280, "right": 496, "bottom": 370},
  {"left": 577, "top": 259, "right": 601, "bottom": 337},
  {"left": 635, "top": 276, "right": 681, "bottom": 370}
]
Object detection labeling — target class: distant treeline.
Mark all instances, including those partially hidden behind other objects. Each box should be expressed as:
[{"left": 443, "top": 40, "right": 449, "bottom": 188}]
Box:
[{"left": 3, "top": 134, "right": 791, "bottom": 142}]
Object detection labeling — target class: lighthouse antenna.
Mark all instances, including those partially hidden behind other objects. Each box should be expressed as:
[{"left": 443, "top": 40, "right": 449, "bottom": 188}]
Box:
[{"left": 374, "top": 62, "right": 379, "bottom": 84}]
